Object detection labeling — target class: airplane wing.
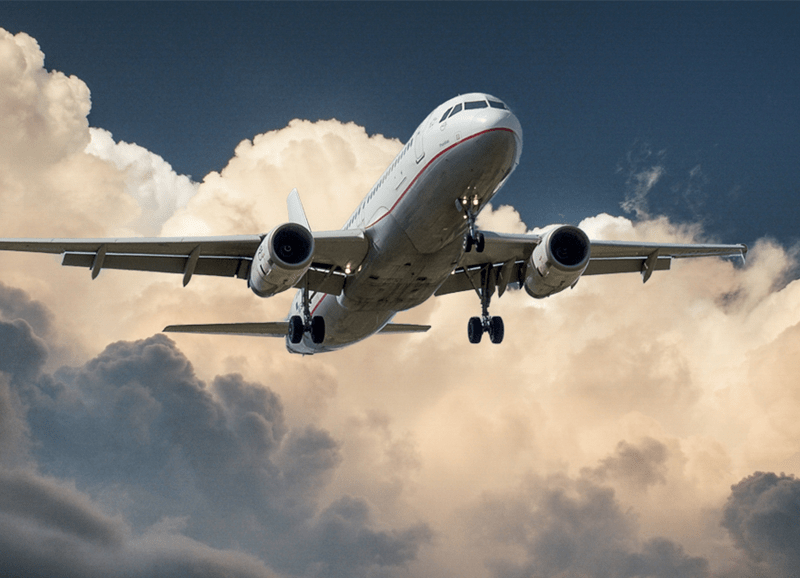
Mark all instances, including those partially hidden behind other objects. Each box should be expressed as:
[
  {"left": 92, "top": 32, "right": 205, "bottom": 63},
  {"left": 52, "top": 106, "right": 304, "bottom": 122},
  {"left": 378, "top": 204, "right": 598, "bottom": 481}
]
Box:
[
  {"left": 0, "top": 229, "right": 369, "bottom": 293},
  {"left": 435, "top": 231, "right": 747, "bottom": 296},
  {"left": 162, "top": 321, "right": 430, "bottom": 337}
]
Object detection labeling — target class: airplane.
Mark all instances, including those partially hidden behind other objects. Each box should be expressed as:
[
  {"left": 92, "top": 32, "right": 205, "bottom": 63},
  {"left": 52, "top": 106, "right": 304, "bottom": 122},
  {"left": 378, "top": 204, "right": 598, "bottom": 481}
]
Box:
[{"left": 0, "top": 93, "right": 746, "bottom": 354}]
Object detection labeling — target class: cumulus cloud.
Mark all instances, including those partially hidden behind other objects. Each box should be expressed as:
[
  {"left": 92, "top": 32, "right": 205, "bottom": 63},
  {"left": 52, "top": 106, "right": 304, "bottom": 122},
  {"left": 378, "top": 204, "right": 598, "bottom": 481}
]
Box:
[
  {"left": 3, "top": 26, "right": 800, "bottom": 578},
  {"left": 721, "top": 472, "right": 800, "bottom": 577},
  {"left": 2, "top": 318, "right": 431, "bottom": 577},
  {"left": 471, "top": 473, "right": 710, "bottom": 578},
  {"left": 85, "top": 128, "right": 198, "bottom": 235}
]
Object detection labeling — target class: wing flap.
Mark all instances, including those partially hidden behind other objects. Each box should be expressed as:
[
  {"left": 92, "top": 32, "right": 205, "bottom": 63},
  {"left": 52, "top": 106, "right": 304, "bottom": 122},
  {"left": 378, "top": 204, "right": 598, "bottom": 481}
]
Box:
[
  {"left": 583, "top": 256, "right": 671, "bottom": 276},
  {"left": 62, "top": 253, "right": 251, "bottom": 278}
]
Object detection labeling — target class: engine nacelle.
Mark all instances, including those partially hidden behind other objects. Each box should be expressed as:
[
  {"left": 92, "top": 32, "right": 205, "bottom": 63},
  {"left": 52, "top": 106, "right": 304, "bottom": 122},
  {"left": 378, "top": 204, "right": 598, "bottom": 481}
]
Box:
[
  {"left": 524, "top": 225, "right": 590, "bottom": 299},
  {"left": 249, "top": 223, "right": 314, "bottom": 298}
]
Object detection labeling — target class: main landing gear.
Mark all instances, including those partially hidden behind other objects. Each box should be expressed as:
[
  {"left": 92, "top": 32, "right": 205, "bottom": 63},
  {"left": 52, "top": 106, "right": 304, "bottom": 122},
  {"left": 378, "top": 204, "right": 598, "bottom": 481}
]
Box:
[
  {"left": 288, "top": 282, "right": 325, "bottom": 344},
  {"left": 466, "top": 266, "right": 504, "bottom": 344}
]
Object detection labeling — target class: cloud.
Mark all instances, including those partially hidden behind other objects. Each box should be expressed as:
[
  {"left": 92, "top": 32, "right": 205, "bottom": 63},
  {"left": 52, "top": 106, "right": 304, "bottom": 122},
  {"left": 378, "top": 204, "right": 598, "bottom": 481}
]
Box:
[
  {"left": 3, "top": 316, "right": 430, "bottom": 577},
  {"left": 470, "top": 472, "right": 710, "bottom": 578},
  {"left": 85, "top": 128, "right": 199, "bottom": 235},
  {"left": 721, "top": 472, "right": 800, "bottom": 577},
  {"left": 585, "top": 437, "right": 670, "bottom": 491},
  {"left": 618, "top": 141, "right": 666, "bottom": 219},
  {"left": 3, "top": 26, "right": 800, "bottom": 577}
]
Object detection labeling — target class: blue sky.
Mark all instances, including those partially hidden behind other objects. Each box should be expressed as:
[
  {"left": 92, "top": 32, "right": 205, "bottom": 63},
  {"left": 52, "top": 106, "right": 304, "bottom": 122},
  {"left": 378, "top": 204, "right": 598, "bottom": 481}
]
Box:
[{"left": 5, "top": 2, "right": 798, "bottom": 247}]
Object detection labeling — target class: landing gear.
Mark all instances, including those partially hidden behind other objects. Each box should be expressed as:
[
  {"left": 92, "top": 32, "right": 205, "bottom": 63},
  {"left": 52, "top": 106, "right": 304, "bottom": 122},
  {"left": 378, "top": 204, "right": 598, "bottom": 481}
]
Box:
[
  {"left": 460, "top": 195, "right": 485, "bottom": 253},
  {"left": 465, "top": 265, "right": 504, "bottom": 344},
  {"left": 463, "top": 230, "right": 485, "bottom": 254},
  {"left": 289, "top": 281, "right": 325, "bottom": 344}
]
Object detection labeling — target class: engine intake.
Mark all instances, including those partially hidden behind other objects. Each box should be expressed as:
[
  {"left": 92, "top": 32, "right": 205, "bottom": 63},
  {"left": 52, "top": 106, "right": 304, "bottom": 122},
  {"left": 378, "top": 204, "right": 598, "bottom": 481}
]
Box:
[
  {"left": 249, "top": 223, "right": 314, "bottom": 298},
  {"left": 524, "top": 225, "right": 590, "bottom": 299}
]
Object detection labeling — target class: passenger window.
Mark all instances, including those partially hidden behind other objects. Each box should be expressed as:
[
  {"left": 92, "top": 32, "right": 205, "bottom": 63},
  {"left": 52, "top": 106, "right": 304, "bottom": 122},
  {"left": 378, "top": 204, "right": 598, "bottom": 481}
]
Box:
[
  {"left": 488, "top": 100, "right": 507, "bottom": 110},
  {"left": 465, "top": 100, "right": 488, "bottom": 109},
  {"left": 448, "top": 103, "right": 463, "bottom": 118},
  {"left": 440, "top": 107, "right": 453, "bottom": 122}
]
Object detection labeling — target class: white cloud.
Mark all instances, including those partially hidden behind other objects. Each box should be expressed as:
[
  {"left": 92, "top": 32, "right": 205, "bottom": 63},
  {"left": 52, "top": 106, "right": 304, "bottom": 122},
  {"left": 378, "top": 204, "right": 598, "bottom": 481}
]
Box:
[{"left": 85, "top": 128, "right": 198, "bottom": 236}]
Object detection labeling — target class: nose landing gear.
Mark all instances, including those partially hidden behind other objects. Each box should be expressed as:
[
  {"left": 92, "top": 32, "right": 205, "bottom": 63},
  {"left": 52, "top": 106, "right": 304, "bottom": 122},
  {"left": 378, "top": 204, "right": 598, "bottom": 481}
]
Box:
[{"left": 459, "top": 195, "right": 485, "bottom": 253}]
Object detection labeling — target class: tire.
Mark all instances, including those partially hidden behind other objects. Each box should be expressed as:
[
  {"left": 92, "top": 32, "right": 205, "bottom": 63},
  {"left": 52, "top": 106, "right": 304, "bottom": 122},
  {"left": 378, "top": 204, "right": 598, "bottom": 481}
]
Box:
[
  {"left": 463, "top": 234, "right": 473, "bottom": 253},
  {"left": 288, "top": 315, "right": 304, "bottom": 344},
  {"left": 468, "top": 316, "right": 483, "bottom": 344},
  {"left": 310, "top": 316, "right": 325, "bottom": 344},
  {"left": 489, "top": 316, "right": 504, "bottom": 344},
  {"left": 475, "top": 231, "right": 485, "bottom": 253}
]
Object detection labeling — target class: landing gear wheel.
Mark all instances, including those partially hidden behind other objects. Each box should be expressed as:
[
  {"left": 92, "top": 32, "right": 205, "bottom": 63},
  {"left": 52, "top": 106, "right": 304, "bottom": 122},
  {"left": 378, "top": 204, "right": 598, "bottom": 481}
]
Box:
[
  {"left": 475, "top": 231, "right": 485, "bottom": 253},
  {"left": 468, "top": 316, "right": 483, "bottom": 344},
  {"left": 288, "top": 315, "right": 304, "bottom": 344},
  {"left": 463, "top": 234, "right": 473, "bottom": 253},
  {"left": 489, "top": 316, "right": 504, "bottom": 344},
  {"left": 310, "top": 315, "right": 325, "bottom": 344}
]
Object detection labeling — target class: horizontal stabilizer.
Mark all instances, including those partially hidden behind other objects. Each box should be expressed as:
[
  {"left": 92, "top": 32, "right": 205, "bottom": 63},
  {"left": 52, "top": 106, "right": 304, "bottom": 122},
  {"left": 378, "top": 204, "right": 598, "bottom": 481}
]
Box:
[
  {"left": 378, "top": 323, "right": 431, "bottom": 334},
  {"left": 164, "top": 322, "right": 289, "bottom": 337}
]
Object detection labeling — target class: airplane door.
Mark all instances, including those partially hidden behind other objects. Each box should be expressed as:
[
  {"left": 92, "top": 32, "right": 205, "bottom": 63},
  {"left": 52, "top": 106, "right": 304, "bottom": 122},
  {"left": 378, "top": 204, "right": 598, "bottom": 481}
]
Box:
[{"left": 414, "top": 130, "right": 425, "bottom": 163}]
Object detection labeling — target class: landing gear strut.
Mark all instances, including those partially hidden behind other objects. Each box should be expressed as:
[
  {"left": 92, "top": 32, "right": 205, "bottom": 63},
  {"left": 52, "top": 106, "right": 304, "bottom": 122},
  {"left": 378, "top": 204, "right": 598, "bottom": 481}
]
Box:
[
  {"left": 460, "top": 195, "right": 485, "bottom": 253},
  {"left": 289, "top": 281, "right": 325, "bottom": 344},
  {"left": 466, "top": 265, "right": 504, "bottom": 344}
]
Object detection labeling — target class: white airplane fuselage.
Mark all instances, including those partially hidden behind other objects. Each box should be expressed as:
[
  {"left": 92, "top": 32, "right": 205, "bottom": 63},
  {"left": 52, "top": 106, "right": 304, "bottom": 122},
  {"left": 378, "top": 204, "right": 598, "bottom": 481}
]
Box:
[{"left": 288, "top": 93, "right": 523, "bottom": 354}]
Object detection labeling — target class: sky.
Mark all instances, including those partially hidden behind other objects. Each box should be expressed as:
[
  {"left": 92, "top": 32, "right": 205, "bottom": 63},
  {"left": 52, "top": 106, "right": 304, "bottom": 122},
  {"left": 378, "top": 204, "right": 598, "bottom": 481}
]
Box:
[{"left": 1, "top": 3, "right": 800, "bottom": 578}]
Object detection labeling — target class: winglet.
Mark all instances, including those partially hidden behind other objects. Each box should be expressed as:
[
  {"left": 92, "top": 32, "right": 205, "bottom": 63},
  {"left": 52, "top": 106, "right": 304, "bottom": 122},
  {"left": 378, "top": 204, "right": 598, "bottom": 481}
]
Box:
[{"left": 287, "top": 189, "right": 311, "bottom": 230}]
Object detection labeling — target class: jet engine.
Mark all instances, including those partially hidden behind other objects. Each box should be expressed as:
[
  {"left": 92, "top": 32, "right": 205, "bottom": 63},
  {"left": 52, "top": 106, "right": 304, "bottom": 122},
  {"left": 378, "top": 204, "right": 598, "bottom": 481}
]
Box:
[
  {"left": 249, "top": 223, "right": 314, "bottom": 298},
  {"left": 524, "top": 225, "right": 590, "bottom": 299}
]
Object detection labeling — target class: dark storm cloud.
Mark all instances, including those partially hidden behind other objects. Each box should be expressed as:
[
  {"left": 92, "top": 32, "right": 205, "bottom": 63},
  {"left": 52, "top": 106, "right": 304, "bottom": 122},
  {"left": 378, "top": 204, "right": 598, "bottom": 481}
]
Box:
[
  {"left": 0, "top": 280, "right": 53, "bottom": 336},
  {"left": 721, "top": 472, "right": 800, "bottom": 577},
  {"left": 309, "top": 496, "right": 434, "bottom": 578},
  {"left": 0, "top": 319, "right": 47, "bottom": 382},
  {"left": 0, "top": 300, "right": 431, "bottom": 577},
  {"left": 472, "top": 471, "right": 709, "bottom": 578}
]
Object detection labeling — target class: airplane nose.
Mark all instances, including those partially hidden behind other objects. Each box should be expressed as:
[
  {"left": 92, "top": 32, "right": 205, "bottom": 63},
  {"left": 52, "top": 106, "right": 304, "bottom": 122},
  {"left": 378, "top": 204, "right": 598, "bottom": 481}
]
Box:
[{"left": 478, "top": 107, "right": 523, "bottom": 151}]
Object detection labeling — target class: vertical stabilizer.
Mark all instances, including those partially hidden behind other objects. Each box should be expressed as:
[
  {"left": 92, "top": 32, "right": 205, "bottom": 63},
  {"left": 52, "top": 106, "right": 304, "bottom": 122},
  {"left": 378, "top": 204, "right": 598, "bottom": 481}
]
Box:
[{"left": 287, "top": 188, "right": 311, "bottom": 230}]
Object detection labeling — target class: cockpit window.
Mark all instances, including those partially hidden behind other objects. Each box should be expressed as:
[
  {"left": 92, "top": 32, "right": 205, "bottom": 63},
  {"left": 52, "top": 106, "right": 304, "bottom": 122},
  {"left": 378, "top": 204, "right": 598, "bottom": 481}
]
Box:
[
  {"left": 448, "top": 103, "right": 463, "bottom": 118},
  {"left": 488, "top": 100, "right": 507, "bottom": 110},
  {"left": 439, "top": 107, "right": 453, "bottom": 122},
  {"left": 464, "top": 100, "right": 488, "bottom": 110}
]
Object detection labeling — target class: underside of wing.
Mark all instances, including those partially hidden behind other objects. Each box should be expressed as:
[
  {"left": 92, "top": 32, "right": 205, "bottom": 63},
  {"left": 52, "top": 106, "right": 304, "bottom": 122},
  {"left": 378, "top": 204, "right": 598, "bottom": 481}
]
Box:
[
  {"left": 0, "top": 228, "right": 370, "bottom": 295},
  {"left": 587, "top": 240, "right": 747, "bottom": 281},
  {"left": 589, "top": 240, "right": 748, "bottom": 260},
  {"left": 0, "top": 236, "right": 263, "bottom": 283},
  {"left": 436, "top": 230, "right": 747, "bottom": 297},
  {"left": 378, "top": 323, "right": 431, "bottom": 333},
  {"left": 163, "top": 322, "right": 289, "bottom": 337}
]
